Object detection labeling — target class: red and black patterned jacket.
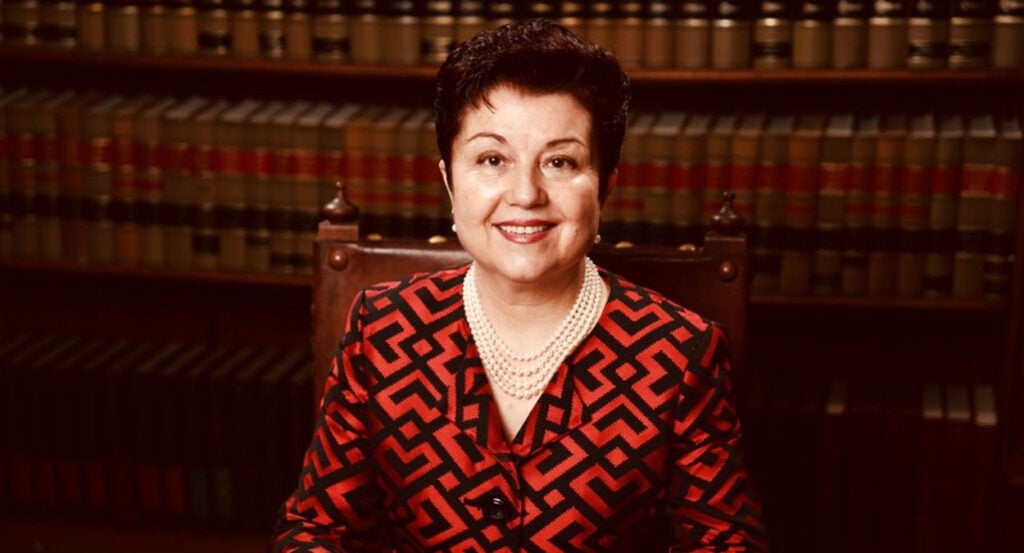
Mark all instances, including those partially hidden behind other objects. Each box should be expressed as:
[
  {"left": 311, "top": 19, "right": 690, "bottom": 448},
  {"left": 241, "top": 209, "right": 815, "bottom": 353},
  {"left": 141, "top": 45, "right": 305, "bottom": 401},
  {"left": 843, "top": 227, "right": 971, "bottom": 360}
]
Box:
[{"left": 274, "top": 265, "right": 767, "bottom": 552}]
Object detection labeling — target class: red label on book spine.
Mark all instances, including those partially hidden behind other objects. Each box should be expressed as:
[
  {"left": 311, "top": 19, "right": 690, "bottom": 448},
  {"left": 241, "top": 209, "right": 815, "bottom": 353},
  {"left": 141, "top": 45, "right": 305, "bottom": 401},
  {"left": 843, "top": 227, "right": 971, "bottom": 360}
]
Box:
[
  {"left": 9, "top": 455, "right": 31, "bottom": 502},
  {"left": 251, "top": 149, "right": 272, "bottom": 176},
  {"left": 163, "top": 466, "right": 187, "bottom": 516},
  {"left": 961, "top": 164, "right": 994, "bottom": 194},
  {"left": 84, "top": 461, "right": 108, "bottom": 510},
  {"left": 83, "top": 139, "right": 113, "bottom": 167},
  {"left": 34, "top": 459, "right": 57, "bottom": 506},
  {"left": 138, "top": 463, "right": 162, "bottom": 514},
  {"left": 992, "top": 167, "right": 1021, "bottom": 198},
  {"left": 931, "top": 166, "right": 958, "bottom": 195},
  {"left": 292, "top": 150, "right": 319, "bottom": 178},
  {"left": 13, "top": 134, "right": 34, "bottom": 162},
  {"left": 671, "top": 163, "right": 703, "bottom": 192},
  {"left": 37, "top": 136, "right": 58, "bottom": 164},
  {"left": 57, "top": 459, "right": 83, "bottom": 508},
  {"left": 219, "top": 146, "right": 243, "bottom": 175}
]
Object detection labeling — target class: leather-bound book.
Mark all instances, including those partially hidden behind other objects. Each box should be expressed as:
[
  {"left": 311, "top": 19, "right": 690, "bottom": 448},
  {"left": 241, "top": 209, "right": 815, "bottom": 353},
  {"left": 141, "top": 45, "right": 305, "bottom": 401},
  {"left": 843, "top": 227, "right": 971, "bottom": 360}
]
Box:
[
  {"left": 110, "top": 95, "right": 158, "bottom": 268},
  {"left": 53, "top": 90, "right": 99, "bottom": 265},
  {"left": 311, "top": 0, "right": 348, "bottom": 60},
  {"left": 818, "top": 376, "right": 849, "bottom": 550},
  {"left": 260, "top": 348, "right": 312, "bottom": 520},
  {"left": 214, "top": 99, "right": 263, "bottom": 272},
  {"left": 866, "top": 112, "right": 906, "bottom": 297},
  {"left": 866, "top": 0, "right": 908, "bottom": 68},
  {"left": 751, "top": 113, "right": 793, "bottom": 294},
  {"left": 814, "top": 112, "right": 853, "bottom": 297},
  {"left": 847, "top": 377, "right": 884, "bottom": 553},
  {"left": 140, "top": 0, "right": 170, "bottom": 54},
  {"left": 0, "top": 334, "right": 31, "bottom": 506},
  {"left": 317, "top": 102, "right": 362, "bottom": 209},
  {"left": 907, "top": 0, "right": 949, "bottom": 68},
  {"left": 82, "top": 95, "right": 125, "bottom": 266},
  {"left": 258, "top": 0, "right": 287, "bottom": 58},
  {"left": 4, "top": 0, "right": 42, "bottom": 46},
  {"left": 923, "top": 113, "right": 963, "bottom": 298},
  {"left": 781, "top": 112, "right": 825, "bottom": 297},
  {"left": 228, "top": 0, "right": 260, "bottom": 57},
  {"left": 614, "top": 112, "right": 654, "bottom": 243},
  {"left": 710, "top": 0, "right": 754, "bottom": 68},
  {"left": 880, "top": 379, "right": 922, "bottom": 553},
  {"left": 284, "top": 0, "right": 312, "bottom": 59},
  {"left": 197, "top": 0, "right": 232, "bottom": 56},
  {"left": 985, "top": 113, "right": 1022, "bottom": 300},
  {"left": 832, "top": 0, "right": 869, "bottom": 67},
  {"left": 106, "top": 0, "right": 142, "bottom": 53},
  {"left": 788, "top": 374, "right": 826, "bottom": 552},
  {"left": 646, "top": 111, "right": 686, "bottom": 245},
  {"left": 380, "top": 0, "right": 419, "bottom": 65},
  {"left": 290, "top": 102, "right": 334, "bottom": 273},
  {"left": 896, "top": 112, "right": 935, "bottom": 298},
  {"left": 730, "top": 112, "right": 764, "bottom": 221},
  {"left": 672, "top": 112, "right": 709, "bottom": 246},
  {"left": 793, "top": 0, "right": 833, "bottom": 68},
  {"left": 585, "top": 1, "right": 616, "bottom": 52},
  {"left": 454, "top": 0, "right": 486, "bottom": 45},
  {"left": 675, "top": 0, "right": 712, "bottom": 68},
  {"left": 160, "top": 96, "right": 209, "bottom": 270},
  {"left": 913, "top": 379, "right": 944, "bottom": 552},
  {"left": 485, "top": 0, "right": 516, "bottom": 29},
  {"left": 753, "top": 0, "right": 794, "bottom": 69},
  {"left": 38, "top": 0, "right": 77, "bottom": 48},
  {"left": 949, "top": 0, "right": 995, "bottom": 69},
  {"left": 34, "top": 91, "right": 76, "bottom": 263},
  {"left": 267, "top": 100, "right": 312, "bottom": 273},
  {"left": 343, "top": 105, "right": 385, "bottom": 235},
  {"left": 952, "top": 112, "right": 995, "bottom": 299},
  {"left": 349, "top": 0, "right": 382, "bottom": 63},
  {"left": 77, "top": 0, "right": 105, "bottom": 51},
  {"left": 394, "top": 109, "right": 431, "bottom": 238},
  {"left": 421, "top": 0, "right": 455, "bottom": 64},
  {"left": 703, "top": 113, "right": 737, "bottom": 226},
  {"left": 191, "top": 99, "right": 233, "bottom": 272},
  {"left": 970, "top": 383, "right": 998, "bottom": 552},
  {"left": 0, "top": 89, "right": 30, "bottom": 258},
  {"left": 370, "top": 107, "right": 413, "bottom": 237},
  {"left": 992, "top": 0, "right": 1024, "bottom": 67},
  {"left": 127, "top": 342, "right": 186, "bottom": 523},
  {"left": 763, "top": 369, "right": 798, "bottom": 550},
  {"left": 155, "top": 343, "right": 207, "bottom": 523},
  {"left": 557, "top": 0, "right": 586, "bottom": 37},
  {"left": 242, "top": 100, "right": 286, "bottom": 273},
  {"left": 643, "top": 0, "right": 674, "bottom": 68},
  {"left": 417, "top": 114, "right": 449, "bottom": 236},
  {"left": 166, "top": 0, "right": 200, "bottom": 54},
  {"left": 613, "top": 1, "right": 645, "bottom": 68},
  {"left": 133, "top": 97, "right": 176, "bottom": 269},
  {"left": 939, "top": 381, "right": 971, "bottom": 553},
  {"left": 841, "top": 113, "right": 877, "bottom": 296},
  {"left": 6, "top": 90, "right": 52, "bottom": 260}
]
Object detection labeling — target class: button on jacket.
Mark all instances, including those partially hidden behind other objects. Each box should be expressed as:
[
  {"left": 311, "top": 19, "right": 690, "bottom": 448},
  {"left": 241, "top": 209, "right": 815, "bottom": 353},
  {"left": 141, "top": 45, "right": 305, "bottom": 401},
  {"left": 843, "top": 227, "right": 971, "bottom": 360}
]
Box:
[{"left": 274, "top": 265, "right": 767, "bottom": 552}]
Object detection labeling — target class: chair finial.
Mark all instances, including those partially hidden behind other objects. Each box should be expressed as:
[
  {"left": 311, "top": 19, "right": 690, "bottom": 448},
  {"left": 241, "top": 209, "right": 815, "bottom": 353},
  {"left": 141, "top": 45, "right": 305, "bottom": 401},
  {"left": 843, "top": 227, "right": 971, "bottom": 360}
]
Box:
[
  {"left": 323, "top": 181, "right": 359, "bottom": 224},
  {"left": 711, "top": 191, "right": 745, "bottom": 236}
]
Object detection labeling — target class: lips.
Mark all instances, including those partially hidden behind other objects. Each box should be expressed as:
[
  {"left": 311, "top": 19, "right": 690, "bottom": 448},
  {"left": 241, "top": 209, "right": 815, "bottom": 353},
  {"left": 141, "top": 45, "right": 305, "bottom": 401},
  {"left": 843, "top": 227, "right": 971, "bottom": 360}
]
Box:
[
  {"left": 494, "top": 220, "right": 554, "bottom": 243},
  {"left": 497, "top": 224, "right": 550, "bottom": 235}
]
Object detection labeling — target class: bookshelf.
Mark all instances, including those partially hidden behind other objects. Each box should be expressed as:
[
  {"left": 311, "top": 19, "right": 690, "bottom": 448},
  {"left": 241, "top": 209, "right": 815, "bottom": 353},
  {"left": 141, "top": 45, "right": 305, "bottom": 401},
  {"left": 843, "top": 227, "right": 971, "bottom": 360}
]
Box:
[{"left": 2, "top": 36, "right": 1024, "bottom": 553}]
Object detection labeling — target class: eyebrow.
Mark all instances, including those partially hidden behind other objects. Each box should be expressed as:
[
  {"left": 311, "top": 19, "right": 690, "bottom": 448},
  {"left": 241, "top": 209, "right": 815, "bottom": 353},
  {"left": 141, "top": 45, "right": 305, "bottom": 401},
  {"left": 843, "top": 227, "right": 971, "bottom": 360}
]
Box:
[{"left": 465, "top": 133, "right": 587, "bottom": 149}]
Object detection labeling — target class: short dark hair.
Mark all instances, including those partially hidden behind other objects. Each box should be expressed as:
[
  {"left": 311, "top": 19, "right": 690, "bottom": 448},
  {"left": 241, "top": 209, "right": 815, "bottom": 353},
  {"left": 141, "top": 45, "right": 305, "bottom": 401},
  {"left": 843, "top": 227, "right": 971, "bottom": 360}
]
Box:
[{"left": 434, "top": 18, "right": 631, "bottom": 199}]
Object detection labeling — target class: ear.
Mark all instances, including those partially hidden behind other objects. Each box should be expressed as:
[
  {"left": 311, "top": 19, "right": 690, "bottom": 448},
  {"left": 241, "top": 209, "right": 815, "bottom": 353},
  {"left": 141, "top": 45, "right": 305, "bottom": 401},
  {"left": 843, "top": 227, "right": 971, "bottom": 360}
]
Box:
[
  {"left": 600, "top": 168, "right": 618, "bottom": 207},
  {"left": 439, "top": 159, "right": 454, "bottom": 206}
]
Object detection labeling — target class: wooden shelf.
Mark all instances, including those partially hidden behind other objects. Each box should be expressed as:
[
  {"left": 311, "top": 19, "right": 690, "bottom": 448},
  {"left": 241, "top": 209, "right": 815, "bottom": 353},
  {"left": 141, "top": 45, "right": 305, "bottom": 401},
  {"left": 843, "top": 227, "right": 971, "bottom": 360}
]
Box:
[
  {"left": 750, "top": 293, "right": 1009, "bottom": 313},
  {"left": 0, "top": 517, "right": 267, "bottom": 553},
  {"left": 0, "top": 258, "right": 310, "bottom": 289},
  {"left": 3, "top": 47, "right": 1022, "bottom": 87}
]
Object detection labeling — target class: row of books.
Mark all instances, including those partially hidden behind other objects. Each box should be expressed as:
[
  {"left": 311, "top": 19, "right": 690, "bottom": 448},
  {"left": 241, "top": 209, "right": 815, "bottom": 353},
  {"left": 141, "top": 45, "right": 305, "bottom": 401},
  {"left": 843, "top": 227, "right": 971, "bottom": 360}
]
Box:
[
  {"left": 743, "top": 370, "right": 1000, "bottom": 553},
  {"left": 2, "top": 1, "right": 1022, "bottom": 69},
  {"left": 1, "top": 86, "right": 1020, "bottom": 300},
  {"left": 0, "top": 332, "right": 313, "bottom": 532}
]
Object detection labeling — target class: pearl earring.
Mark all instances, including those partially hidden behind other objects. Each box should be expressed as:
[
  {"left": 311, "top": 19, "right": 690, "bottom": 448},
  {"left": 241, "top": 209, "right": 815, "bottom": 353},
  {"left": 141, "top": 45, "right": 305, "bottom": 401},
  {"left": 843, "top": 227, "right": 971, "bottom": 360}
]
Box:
[
  {"left": 593, "top": 234, "right": 601, "bottom": 245},
  {"left": 451, "top": 223, "right": 457, "bottom": 233}
]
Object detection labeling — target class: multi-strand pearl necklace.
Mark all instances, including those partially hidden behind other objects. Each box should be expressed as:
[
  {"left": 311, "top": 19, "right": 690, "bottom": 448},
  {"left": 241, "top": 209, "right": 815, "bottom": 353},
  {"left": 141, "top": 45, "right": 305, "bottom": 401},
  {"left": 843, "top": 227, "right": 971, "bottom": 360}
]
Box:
[{"left": 463, "top": 258, "right": 606, "bottom": 400}]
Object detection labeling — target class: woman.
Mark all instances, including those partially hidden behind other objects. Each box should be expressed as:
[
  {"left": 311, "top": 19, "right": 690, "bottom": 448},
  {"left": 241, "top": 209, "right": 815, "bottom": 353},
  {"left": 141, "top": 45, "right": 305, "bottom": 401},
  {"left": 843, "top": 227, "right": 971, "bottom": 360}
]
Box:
[{"left": 274, "top": 19, "right": 766, "bottom": 552}]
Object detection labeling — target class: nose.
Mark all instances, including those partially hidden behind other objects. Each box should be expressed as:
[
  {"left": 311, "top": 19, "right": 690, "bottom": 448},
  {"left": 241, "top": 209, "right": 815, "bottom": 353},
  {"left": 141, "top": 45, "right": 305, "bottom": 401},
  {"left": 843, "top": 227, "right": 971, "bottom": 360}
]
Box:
[{"left": 505, "top": 165, "right": 546, "bottom": 207}]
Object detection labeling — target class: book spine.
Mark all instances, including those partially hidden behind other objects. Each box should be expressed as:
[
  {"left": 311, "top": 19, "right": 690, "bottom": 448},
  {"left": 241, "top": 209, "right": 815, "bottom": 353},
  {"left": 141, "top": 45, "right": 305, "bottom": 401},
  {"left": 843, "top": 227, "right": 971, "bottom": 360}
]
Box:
[
  {"left": 198, "top": 0, "right": 233, "bottom": 56},
  {"left": 245, "top": 126, "right": 273, "bottom": 273},
  {"left": 291, "top": 130, "right": 320, "bottom": 274},
  {"left": 83, "top": 107, "right": 117, "bottom": 266},
  {"left": 992, "top": 0, "right": 1024, "bottom": 68},
  {"left": 112, "top": 105, "right": 142, "bottom": 267},
  {"left": 644, "top": 0, "right": 675, "bottom": 68},
  {"left": 5, "top": 0, "right": 43, "bottom": 46},
  {"left": 454, "top": 0, "right": 486, "bottom": 45},
  {"left": 9, "top": 101, "right": 39, "bottom": 260},
  {"left": 939, "top": 382, "right": 971, "bottom": 553},
  {"left": 269, "top": 120, "right": 296, "bottom": 273},
  {"left": 614, "top": 1, "right": 645, "bottom": 69},
  {"left": 793, "top": 0, "right": 834, "bottom": 69},
  {"left": 710, "top": 0, "right": 754, "bottom": 68},
  {"left": 970, "top": 384, "right": 998, "bottom": 552},
  {"left": 193, "top": 118, "right": 221, "bottom": 272},
  {"left": 141, "top": 1, "right": 171, "bottom": 55},
  {"left": 985, "top": 117, "right": 1021, "bottom": 300},
  {"left": 751, "top": 148, "right": 785, "bottom": 294},
  {"left": 215, "top": 119, "right": 247, "bottom": 272},
  {"left": 897, "top": 123, "right": 933, "bottom": 298},
  {"left": 832, "top": 0, "right": 869, "bottom": 68},
  {"left": 815, "top": 141, "right": 850, "bottom": 296},
  {"left": 393, "top": 119, "right": 419, "bottom": 239},
  {"left": 137, "top": 117, "right": 166, "bottom": 269},
  {"left": 349, "top": 0, "right": 382, "bottom": 63},
  {"left": 228, "top": 0, "right": 259, "bottom": 58},
  {"left": 167, "top": 0, "right": 201, "bottom": 54},
  {"left": 952, "top": 120, "right": 993, "bottom": 299},
  {"left": 819, "top": 376, "right": 850, "bottom": 549},
  {"left": 880, "top": 380, "right": 921, "bottom": 552},
  {"left": 752, "top": 0, "right": 793, "bottom": 69},
  {"left": 38, "top": 0, "right": 77, "bottom": 48},
  {"left": 106, "top": 0, "right": 142, "bottom": 53},
  {"left": 848, "top": 378, "right": 883, "bottom": 553},
  {"left": 867, "top": 121, "right": 904, "bottom": 297},
  {"left": 907, "top": 0, "right": 950, "bottom": 68},
  {"left": 781, "top": 121, "right": 821, "bottom": 296},
  {"left": 557, "top": 0, "right": 586, "bottom": 39},
  {"left": 55, "top": 95, "right": 87, "bottom": 264},
  {"left": 421, "top": 0, "right": 455, "bottom": 64},
  {"left": 670, "top": 137, "right": 704, "bottom": 248},
  {"left": 36, "top": 99, "right": 63, "bottom": 262},
  {"left": 163, "top": 122, "right": 197, "bottom": 271},
  {"left": 924, "top": 119, "right": 961, "bottom": 298},
  {"left": 77, "top": 0, "right": 106, "bottom": 51},
  {"left": 284, "top": 0, "right": 313, "bottom": 60},
  {"left": 949, "top": 0, "right": 995, "bottom": 69},
  {"left": 675, "top": 0, "right": 712, "bottom": 68},
  {"left": 379, "top": 0, "right": 419, "bottom": 65},
  {"left": 867, "top": 0, "right": 908, "bottom": 68}
]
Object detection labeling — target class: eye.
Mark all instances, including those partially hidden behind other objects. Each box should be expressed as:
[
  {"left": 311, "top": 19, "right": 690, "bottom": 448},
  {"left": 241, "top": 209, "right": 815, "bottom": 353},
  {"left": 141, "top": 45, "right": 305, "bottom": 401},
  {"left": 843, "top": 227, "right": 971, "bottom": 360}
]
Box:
[
  {"left": 548, "top": 156, "right": 578, "bottom": 170},
  {"left": 478, "top": 154, "right": 503, "bottom": 167}
]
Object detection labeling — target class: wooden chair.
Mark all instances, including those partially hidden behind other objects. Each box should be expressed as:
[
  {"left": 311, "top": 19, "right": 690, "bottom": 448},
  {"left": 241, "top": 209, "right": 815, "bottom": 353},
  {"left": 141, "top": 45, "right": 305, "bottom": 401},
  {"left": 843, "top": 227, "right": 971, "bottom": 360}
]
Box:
[{"left": 311, "top": 185, "right": 750, "bottom": 410}]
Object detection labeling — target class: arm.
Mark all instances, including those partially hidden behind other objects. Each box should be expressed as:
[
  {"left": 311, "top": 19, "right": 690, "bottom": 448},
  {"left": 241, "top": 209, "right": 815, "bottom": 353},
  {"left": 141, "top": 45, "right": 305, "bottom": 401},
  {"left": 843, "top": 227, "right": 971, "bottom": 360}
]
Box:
[
  {"left": 273, "top": 292, "right": 390, "bottom": 553},
  {"left": 667, "top": 323, "right": 768, "bottom": 552}
]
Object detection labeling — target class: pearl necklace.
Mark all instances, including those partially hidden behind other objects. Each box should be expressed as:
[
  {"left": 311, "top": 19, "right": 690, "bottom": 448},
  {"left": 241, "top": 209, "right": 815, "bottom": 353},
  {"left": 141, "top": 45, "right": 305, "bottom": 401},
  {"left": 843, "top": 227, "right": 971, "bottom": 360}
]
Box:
[{"left": 463, "top": 258, "right": 606, "bottom": 400}]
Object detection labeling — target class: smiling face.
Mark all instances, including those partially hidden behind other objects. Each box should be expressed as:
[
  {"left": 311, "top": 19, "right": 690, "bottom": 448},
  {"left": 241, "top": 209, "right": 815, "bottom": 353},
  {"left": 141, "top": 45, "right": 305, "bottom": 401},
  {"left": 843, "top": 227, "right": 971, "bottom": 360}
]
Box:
[{"left": 442, "top": 85, "right": 612, "bottom": 290}]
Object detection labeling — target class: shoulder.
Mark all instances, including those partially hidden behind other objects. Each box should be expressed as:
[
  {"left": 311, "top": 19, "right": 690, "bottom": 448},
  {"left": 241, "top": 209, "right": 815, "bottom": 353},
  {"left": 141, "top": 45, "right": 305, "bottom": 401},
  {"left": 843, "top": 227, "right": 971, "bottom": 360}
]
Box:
[
  {"left": 600, "top": 267, "right": 718, "bottom": 338},
  {"left": 355, "top": 265, "right": 468, "bottom": 324}
]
